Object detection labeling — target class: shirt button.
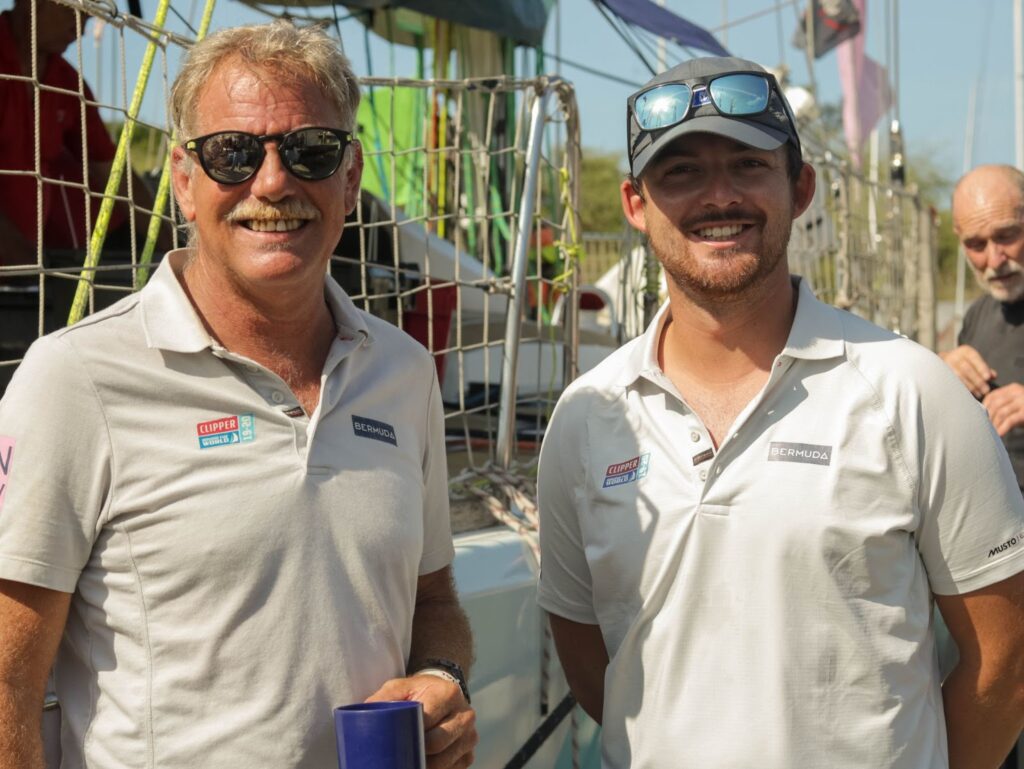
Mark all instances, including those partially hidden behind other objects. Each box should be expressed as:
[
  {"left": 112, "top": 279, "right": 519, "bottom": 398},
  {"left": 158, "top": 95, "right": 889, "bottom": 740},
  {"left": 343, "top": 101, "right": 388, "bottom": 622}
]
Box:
[
  {"left": 271, "top": 390, "right": 285, "bottom": 404},
  {"left": 246, "top": 364, "right": 259, "bottom": 373},
  {"left": 699, "top": 468, "right": 707, "bottom": 481},
  {"left": 690, "top": 431, "right": 701, "bottom": 442}
]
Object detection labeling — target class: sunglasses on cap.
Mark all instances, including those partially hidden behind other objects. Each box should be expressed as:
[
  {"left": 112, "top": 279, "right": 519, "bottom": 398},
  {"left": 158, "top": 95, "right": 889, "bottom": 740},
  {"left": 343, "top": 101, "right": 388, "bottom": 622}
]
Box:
[
  {"left": 183, "top": 126, "right": 354, "bottom": 185},
  {"left": 628, "top": 72, "right": 788, "bottom": 133}
]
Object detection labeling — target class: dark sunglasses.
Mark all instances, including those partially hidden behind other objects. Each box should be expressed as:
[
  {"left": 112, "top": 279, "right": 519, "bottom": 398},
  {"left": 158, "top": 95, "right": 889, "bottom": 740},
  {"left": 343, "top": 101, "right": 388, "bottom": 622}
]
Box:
[
  {"left": 628, "top": 72, "right": 783, "bottom": 133},
  {"left": 183, "top": 126, "right": 353, "bottom": 184}
]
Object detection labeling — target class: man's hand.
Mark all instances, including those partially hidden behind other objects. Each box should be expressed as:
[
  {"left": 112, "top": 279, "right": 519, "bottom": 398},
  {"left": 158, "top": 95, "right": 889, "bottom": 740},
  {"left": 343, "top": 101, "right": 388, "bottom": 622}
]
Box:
[
  {"left": 941, "top": 345, "right": 997, "bottom": 398},
  {"left": 983, "top": 382, "right": 1024, "bottom": 436},
  {"left": 366, "top": 674, "right": 476, "bottom": 769}
]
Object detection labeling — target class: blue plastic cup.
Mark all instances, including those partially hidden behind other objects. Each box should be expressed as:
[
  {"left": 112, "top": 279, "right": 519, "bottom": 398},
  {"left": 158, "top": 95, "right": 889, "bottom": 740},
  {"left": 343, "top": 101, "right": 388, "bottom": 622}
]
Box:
[{"left": 333, "top": 700, "right": 426, "bottom": 769}]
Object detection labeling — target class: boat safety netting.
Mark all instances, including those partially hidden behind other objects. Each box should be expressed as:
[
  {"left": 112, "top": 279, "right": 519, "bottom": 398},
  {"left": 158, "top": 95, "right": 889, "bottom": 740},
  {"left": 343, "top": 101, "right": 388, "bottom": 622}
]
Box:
[
  {"left": 0, "top": 0, "right": 938, "bottom": 540},
  {"left": 0, "top": 1, "right": 584, "bottom": 541}
]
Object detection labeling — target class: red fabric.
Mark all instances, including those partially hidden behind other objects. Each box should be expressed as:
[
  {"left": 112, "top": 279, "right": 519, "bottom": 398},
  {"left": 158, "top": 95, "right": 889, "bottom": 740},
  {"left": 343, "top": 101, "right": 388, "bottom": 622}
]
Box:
[{"left": 0, "top": 12, "right": 119, "bottom": 263}]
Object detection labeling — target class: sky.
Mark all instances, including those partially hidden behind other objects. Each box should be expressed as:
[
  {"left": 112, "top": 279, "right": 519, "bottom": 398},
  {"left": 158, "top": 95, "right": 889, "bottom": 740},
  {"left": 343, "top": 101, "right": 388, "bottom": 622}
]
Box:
[
  {"left": 546, "top": 0, "right": 1018, "bottom": 181},
  {"left": 4, "top": 0, "right": 1018, "bottom": 185},
  {"left": 555, "top": 0, "right": 1018, "bottom": 181}
]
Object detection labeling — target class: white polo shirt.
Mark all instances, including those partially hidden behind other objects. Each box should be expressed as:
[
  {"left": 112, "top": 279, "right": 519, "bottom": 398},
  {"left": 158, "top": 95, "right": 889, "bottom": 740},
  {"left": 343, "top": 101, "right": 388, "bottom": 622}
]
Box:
[
  {"left": 0, "top": 251, "right": 454, "bottom": 769},
  {"left": 538, "top": 277, "right": 1024, "bottom": 769}
]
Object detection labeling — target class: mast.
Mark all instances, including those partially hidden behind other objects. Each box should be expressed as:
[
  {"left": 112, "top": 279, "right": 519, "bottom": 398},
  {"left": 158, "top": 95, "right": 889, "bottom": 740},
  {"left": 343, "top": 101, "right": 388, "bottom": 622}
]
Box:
[
  {"left": 555, "top": 0, "right": 561, "bottom": 76},
  {"left": 1016, "top": 0, "right": 1023, "bottom": 169},
  {"left": 657, "top": 0, "right": 666, "bottom": 71},
  {"left": 955, "top": 81, "right": 979, "bottom": 336}
]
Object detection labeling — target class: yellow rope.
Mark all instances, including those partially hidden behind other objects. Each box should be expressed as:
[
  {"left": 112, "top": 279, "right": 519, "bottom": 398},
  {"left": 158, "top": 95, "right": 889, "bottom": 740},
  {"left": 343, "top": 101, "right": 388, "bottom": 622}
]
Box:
[
  {"left": 136, "top": 0, "right": 218, "bottom": 287},
  {"left": 67, "top": 0, "right": 172, "bottom": 325},
  {"left": 550, "top": 164, "right": 582, "bottom": 290}
]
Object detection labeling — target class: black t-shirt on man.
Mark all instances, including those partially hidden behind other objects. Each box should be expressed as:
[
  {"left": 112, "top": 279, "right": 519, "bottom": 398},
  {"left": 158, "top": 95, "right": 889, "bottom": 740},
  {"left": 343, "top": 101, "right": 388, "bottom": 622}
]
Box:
[{"left": 958, "top": 294, "right": 1024, "bottom": 492}]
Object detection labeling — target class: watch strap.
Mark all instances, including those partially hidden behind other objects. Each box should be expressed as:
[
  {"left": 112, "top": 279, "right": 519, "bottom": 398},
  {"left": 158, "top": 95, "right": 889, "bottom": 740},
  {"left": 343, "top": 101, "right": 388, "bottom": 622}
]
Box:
[{"left": 413, "top": 658, "right": 470, "bottom": 704}]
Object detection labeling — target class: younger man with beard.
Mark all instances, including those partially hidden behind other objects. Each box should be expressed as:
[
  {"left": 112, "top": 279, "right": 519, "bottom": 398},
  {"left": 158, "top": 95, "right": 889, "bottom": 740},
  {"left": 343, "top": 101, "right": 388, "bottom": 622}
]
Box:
[
  {"left": 537, "top": 57, "right": 1024, "bottom": 769},
  {"left": 943, "top": 164, "right": 1024, "bottom": 494}
]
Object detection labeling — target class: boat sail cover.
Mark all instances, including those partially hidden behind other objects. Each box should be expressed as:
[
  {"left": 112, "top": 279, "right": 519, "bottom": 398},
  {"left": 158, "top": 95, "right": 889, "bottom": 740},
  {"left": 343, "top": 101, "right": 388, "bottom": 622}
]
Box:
[
  {"left": 594, "top": 0, "right": 730, "bottom": 57},
  {"left": 267, "top": 0, "right": 557, "bottom": 47}
]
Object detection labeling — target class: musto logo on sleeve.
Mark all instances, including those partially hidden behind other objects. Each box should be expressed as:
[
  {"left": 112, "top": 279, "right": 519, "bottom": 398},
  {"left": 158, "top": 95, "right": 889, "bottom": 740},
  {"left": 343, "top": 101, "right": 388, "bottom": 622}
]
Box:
[
  {"left": 0, "top": 436, "right": 13, "bottom": 511},
  {"left": 197, "top": 414, "right": 256, "bottom": 449},
  {"left": 603, "top": 453, "right": 650, "bottom": 488}
]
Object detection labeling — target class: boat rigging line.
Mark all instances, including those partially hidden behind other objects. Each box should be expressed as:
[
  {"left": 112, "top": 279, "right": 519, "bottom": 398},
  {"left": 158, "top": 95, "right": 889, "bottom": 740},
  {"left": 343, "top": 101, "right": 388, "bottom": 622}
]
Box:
[
  {"left": 591, "top": 0, "right": 656, "bottom": 74},
  {"left": 540, "top": 51, "right": 643, "bottom": 88}
]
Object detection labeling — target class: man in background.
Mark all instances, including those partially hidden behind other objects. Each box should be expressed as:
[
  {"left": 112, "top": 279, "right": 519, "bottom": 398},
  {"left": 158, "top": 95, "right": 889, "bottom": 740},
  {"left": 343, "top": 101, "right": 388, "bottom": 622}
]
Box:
[
  {"left": 943, "top": 164, "right": 1024, "bottom": 494},
  {"left": 1, "top": 0, "right": 120, "bottom": 264}
]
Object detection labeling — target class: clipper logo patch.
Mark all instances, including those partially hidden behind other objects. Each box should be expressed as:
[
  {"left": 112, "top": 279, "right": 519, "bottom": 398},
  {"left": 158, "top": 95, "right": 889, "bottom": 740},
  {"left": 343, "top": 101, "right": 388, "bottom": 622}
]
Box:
[
  {"left": 603, "top": 453, "right": 650, "bottom": 488},
  {"left": 767, "top": 441, "right": 832, "bottom": 466},
  {"left": 197, "top": 414, "right": 255, "bottom": 449},
  {"left": 0, "top": 437, "right": 13, "bottom": 511},
  {"left": 352, "top": 415, "right": 397, "bottom": 446}
]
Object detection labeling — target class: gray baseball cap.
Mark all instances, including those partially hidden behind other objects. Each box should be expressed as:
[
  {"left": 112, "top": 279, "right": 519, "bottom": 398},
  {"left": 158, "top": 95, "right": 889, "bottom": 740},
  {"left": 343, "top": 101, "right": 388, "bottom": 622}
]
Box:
[{"left": 627, "top": 56, "right": 802, "bottom": 178}]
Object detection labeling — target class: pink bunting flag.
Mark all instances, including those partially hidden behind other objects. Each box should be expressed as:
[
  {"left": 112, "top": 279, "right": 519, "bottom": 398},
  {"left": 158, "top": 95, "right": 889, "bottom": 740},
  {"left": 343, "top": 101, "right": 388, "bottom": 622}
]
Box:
[{"left": 836, "top": 0, "right": 892, "bottom": 167}]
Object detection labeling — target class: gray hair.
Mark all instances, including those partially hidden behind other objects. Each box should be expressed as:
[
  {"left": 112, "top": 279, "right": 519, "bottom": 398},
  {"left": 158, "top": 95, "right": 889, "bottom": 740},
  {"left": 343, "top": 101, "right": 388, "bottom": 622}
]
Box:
[{"left": 170, "top": 20, "right": 361, "bottom": 140}]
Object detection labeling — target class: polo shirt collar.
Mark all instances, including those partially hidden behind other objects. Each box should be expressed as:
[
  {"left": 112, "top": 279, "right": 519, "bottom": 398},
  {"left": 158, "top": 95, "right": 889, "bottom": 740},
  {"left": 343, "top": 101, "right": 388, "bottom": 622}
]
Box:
[
  {"left": 140, "top": 249, "right": 373, "bottom": 352},
  {"left": 323, "top": 270, "right": 373, "bottom": 346},
  {"left": 140, "top": 251, "right": 215, "bottom": 352},
  {"left": 613, "top": 275, "right": 845, "bottom": 388},
  {"left": 780, "top": 276, "right": 846, "bottom": 362},
  {"left": 614, "top": 300, "right": 671, "bottom": 387}
]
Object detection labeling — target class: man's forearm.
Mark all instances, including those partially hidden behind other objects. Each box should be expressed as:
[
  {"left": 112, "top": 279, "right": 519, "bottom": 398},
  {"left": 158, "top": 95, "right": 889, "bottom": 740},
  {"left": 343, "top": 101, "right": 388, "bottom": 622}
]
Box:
[
  {"left": 0, "top": 683, "right": 45, "bottom": 769},
  {"left": 943, "top": 662, "right": 1024, "bottom": 769},
  {"left": 408, "top": 572, "right": 474, "bottom": 675}
]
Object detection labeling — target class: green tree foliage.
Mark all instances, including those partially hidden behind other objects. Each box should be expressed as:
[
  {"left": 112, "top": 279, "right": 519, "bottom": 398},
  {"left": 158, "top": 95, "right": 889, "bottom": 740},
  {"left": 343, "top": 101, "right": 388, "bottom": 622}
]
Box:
[
  {"left": 104, "top": 119, "right": 169, "bottom": 176},
  {"left": 579, "top": 148, "right": 627, "bottom": 233},
  {"left": 903, "top": 147, "right": 963, "bottom": 299}
]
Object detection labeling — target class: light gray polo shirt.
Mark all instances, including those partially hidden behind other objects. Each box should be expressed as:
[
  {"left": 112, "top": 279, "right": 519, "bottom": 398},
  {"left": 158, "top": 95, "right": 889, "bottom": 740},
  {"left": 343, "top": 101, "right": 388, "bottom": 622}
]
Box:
[
  {"left": 538, "top": 277, "right": 1024, "bottom": 769},
  {"left": 0, "top": 250, "right": 454, "bottom": 768}
]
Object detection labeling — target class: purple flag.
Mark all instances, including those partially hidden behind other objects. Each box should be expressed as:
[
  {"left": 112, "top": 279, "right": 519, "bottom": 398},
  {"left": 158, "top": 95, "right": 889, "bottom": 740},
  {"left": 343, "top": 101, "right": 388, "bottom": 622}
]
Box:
[
  {"left": 836, "top": 0, "right": 891, "bottom": 166},
  {"left": 595, "top": 0, "right": 730, "bottom": 57}
]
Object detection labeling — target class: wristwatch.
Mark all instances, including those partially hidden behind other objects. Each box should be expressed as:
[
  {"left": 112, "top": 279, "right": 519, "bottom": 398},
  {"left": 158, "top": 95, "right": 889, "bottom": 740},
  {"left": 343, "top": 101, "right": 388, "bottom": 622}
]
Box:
[{"left": 414, "top": 658, "right": 471, "bottom": 704}]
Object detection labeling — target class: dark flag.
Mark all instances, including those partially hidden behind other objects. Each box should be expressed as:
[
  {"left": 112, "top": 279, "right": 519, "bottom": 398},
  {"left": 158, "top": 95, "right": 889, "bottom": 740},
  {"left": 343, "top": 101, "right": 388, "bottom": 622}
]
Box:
[
  {"left": 792, "top": 0, "right": 861, "bottom": 59},
  {"left": 596, "top": 0, "right": 730, "bottom": 57}
]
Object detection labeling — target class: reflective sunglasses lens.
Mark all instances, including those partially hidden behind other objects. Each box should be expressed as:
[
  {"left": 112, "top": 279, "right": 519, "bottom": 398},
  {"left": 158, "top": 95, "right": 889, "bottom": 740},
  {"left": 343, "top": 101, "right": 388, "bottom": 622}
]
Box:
[
  {"left": 708, "top": 74, "right": 771, "bottom": 116},
  {"left": 202, "top": 132, "right": 261, "bottom": 183},
  {"left": 281, "top": 128, "right": 345, "bottom": 180},
  {"left": 633, "top": 84, "right": 691, "bottom": 131}
]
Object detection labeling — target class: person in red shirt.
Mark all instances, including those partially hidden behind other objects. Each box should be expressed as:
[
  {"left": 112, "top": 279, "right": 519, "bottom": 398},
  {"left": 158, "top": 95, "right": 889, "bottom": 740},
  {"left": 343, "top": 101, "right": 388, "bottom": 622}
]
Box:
[{"left": 0, "top": 0, "right": 152, "bottom": 267}]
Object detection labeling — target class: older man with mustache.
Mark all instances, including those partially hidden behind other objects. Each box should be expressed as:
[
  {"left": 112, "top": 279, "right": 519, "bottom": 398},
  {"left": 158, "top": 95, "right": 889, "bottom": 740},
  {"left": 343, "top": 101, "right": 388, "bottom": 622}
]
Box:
[
  {"left": 943, "top": 164, "right": 1024, "bottom": 494},
  {"left": 0, "top": 20, "right": 476, "bottom": 769}
]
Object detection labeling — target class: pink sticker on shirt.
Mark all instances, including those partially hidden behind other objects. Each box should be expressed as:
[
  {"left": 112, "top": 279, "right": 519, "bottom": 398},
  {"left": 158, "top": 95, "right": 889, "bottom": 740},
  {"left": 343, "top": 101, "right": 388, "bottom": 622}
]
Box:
[{"left": 0, "top": 436, "right": 13, "bottom": 512}]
